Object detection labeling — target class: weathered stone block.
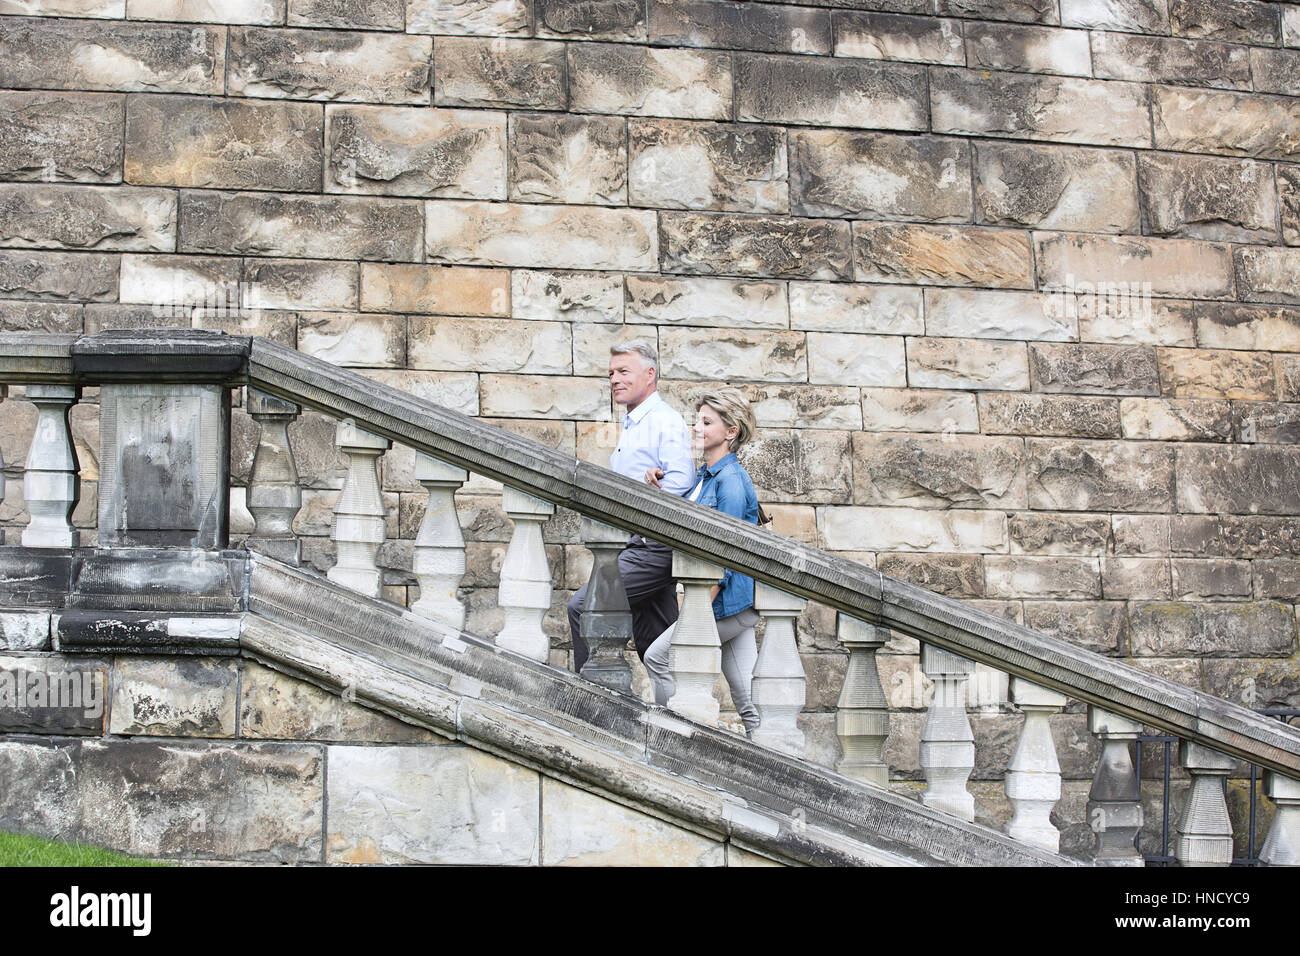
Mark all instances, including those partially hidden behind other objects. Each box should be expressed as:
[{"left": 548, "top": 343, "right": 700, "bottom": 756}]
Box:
[
  {"left": 1029, "top": 343, "right": 1159, "bottom": 396},
  {"left": 698, "top": 384, "right": 856, "bottom": 431},
  {"left": 735, "top": 53, "right": 927, "bottom": 130},
  {"left": 1194, "top": 303, "right": 1300, "bottom": 351},
  {"left": 0, "top": 655, "right": 107, "bottom": 735},
  {"left": 1170, "top": 0, "right": 1278, "bottom": 43},
  {"left": 435, "top": 37, "right": 565, "bottom": 111},
  {"left": 360, "top": 263, "right": 507, "bottom": 317},
  {"left": 245, "top": 258, "right": 357, "bottom": 311},
  {"left": 1168, "top": 514, "right": 1300, "bottom": 559},
  {"left": 1204, "top": 656, "right": 1300, "bottom": 710},
  {"left": 569, "top": 42, "right": 730, "bottom": 119},
  {"left": 534, "top": 0, "right": 644, "bottom": 39},
  {"left": 741, "top": 430, "right": 852, "bottom": 503},
  {"left": 510, "top": 113, "right": 625, "bottom": 206},
  {"left": 629, "top": 118, "right": 786, "bottom": 214},
  {"left": 1128, "top": 602, "right": 1295, "bottom": 657},
  {"left": 193, "top": 306, "right": 296, "bottom": 344},
  {"left": 854, "top": 222, "right": 1032, "bottom": 289},
  {"left": 1280, "top": 356, "right": 1300, "bottom": 402},
  {"left": 1177, "top": 444, "right": 1300, "bottom": 515},
  {"left": 906, "top": 338, "right": 1030, "bottom": 391},
  {"left": 1077, "top": 297, "right": 1196, "bottom": 348},
  {"left": 409, "top": 316, "right": 570, "bottom": 374},
  {"left": 480, "top": 374, "right": 609, "bottom": 420},
  {"left": 978, "top": 394, "right": 1121, "bottom": 439},
  {"left": 1138, "top": 153, "right": 1276, "bottom": 243},
  {"left": 1010, "top": 512, "right": 1111, "bottom": 555},
  {"left": 127, "top": 0, "right": 284, "bottom": 22},
  {"left": 108, "top": 657, "right": 237, "bottom": 736},
  {"left": 651, "top": 0, "right": 831, "bottom": 54},
  {"left": 833, "top": 11, "right": 963, "bottom": 64},
  {"left": 661, "top": 212, "right": 852, "bottom": 280},
  {"left": 877, "top": 552, "right": 984, "bottom": 597},
  {"left": 986, "top": 555, "right": 1100, "bottom": 599},
  {"left": 229, "top": 27, "right": 430, "bottom": 104},
  {"left": 406, "top": 0, "right": 525, "bottom": 34},
  {"left": 427, "top": 200, "right": 656, "bottom": 271},
  {"left": 1113, "top": 514, "right": 1169, "bottom": 555},
  {"left": 625, "top": 275, "right": 786, "bottom": 329},
  {"left": 659, "top": 328, "right": 806, "bottom": 383},
  {"left": 926, "top": 289, "right": 1075, "bottom": 342},
  {"left": 1252, "top": 560, "right": 1300, "bottom": 602},
  {"left": 512, "top": 270, "right": 621, "bottom": 323},
  {"left": 326, "top": 743, "right": 537, "bottom": 864},
  {"left": 1156, "top": 347, "right": 1274, "bottom": 400},
  {"left": 1101, "top": 557, "right": 1171, "bottom": 600},
  {"left": 1035, "top": 233, "right": 1233, "bottom": 300},
  {"left": 1092, "top": 31, "right": 1249, "bottom": 89},
  {"left": 0, "top": 91, "right": 124, "bottom": 184},
  {"left": 298, "top": 312, "right": 405, "bottom": 368},
  {"left": 120, "top": 253, "right": 240, "bottom": 311},
  {"left": 860, "top": 388, "right": 978, "bottom": 433},
  {"left": 1234, "top": 402, "right": 1300, "bottom": 445},
  {"left": 0, "top": 739, "right": 84, "bottom": 840},
  {"left": 1023, "top": 600, "right": 1126, "bottom": 654},
  {"left": 0, "top": 251, "right": 119, "bottom": 302},
  {"left": 1235, "top": 248, "right": 1300, "bottom": 306},
  {"left": 1249, "top": 48, "right": 1300, "bottom": 98},
  {"left": 1286, "top": 6, "right": 1300, "bottom": 46},
  {"left": 180, "top": 191, "right": 423, "bottom": 261},
  {"left": 0, "top": 184, "right": 175, "bottom": 253},
  {"left": 852, "top": 433, "right": 1026, "bottom": 509},
  {"left": 0, "top": 18, "right": 225, "bottom": 94},
  {"left": 1280, "top": 166, "right": 1300, "bottom": 247},
  {"left": 1152, "top": 87, "right": 1300, "bottom": 161},
  {"left": 788, "top": 283, "right": 921, "bottom": 335},
  {"left": 573, "top": 324, "right": 647, "bottom": 377},
  {"left": 84, "top": 303, "right": 190, "bottom": 333},
  {"left": 964, "top": 23, "right": 1091, "bottom": 76},
  {"left": 5, "top": 0, "right": 123, "bottom": 13},
  {"left": 1060, "top": 0, "right": 1169, "bottom": 31},
  {"left": 820, "top": 506, "right": 1007, "bottom": 553},
  {"left": 807, "top": 333, "right": 905, "bottom": 388},
  {"left": 0, "top": 301, "right": 83, "bottom": 334},
  {"left": 1119, "top": 397, "right": 1232, "bottom": 441},
  {"left": 1026, "top": 439, "right": 1176, "bottom": 512},
  {"left": 790, "top": 130, "right": 969, "bottom": 221},
  {"left": 326, "top": 105, "right": 506, "bottom": 199},
  {"left": 1171, "top": 558, "right": 1251, "bottom": 600},
  {"left": 126, "top": 94, "right": 322, "bottom": 193},
  {"left": 288, "top": 0, "right": 401, "bottom": 28},
  {"left": 976, "top": 142, "right": 1138, "bottom": 233},
  {"left": 938, "top": 0, "right": 1058, "bottom": 24},
  {"left": 931, "top": 69, "right": 1150, "bottom": 148},
  {"left": 0, "top": 611, "right": 51, "bottom": 651},
  {"left": 541, "top": 777, "right": 723, "bottom": 865}
]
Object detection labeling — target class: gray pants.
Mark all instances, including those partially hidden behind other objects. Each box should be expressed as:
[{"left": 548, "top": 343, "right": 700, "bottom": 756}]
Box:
[{"left": 644, "top": 606, "right": 761, "bottom": 736}]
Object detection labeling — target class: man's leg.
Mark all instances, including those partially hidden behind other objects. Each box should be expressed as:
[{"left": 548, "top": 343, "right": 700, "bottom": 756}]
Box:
[
  {"left": 567, "top": 583, "right": 589, "bottom": 672},
  {"left": 618, "top": 541, "right": 678, "bottom": 660}
]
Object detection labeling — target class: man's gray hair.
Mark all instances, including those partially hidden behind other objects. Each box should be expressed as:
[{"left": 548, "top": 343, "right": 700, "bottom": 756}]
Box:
[{"left": 610, "top": 339, "right": 658, "bottom": 374}]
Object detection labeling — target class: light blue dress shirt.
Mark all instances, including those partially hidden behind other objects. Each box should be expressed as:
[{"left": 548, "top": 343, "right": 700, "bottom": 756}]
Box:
[{"left": 608, "top": 391, "right": 695, "bottom": 497}]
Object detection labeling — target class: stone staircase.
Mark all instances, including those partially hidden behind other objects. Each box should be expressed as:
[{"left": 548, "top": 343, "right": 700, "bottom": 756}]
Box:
[{"left": 0, "top": 329, "right": 1297, "bottom": 865}]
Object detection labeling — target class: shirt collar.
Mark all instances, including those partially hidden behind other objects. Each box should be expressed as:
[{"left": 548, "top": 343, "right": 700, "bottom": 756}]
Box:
[
  {"left": 622, "top": 390, "right": 663, "bottom": 427},
  {"left": 701, "top": 452, "right": 736, "bottom": 478}
]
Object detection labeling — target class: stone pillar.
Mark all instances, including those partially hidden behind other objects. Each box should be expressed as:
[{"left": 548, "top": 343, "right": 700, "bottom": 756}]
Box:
[
  {"left": 0, "top": 384, "right": 7, "bottom": 508},
  {"left": 1087, "top": 706, "right": 1145, "bottom": 866},
  {"left": 22, "top": 384, "right": 81, "bottom": 548},
  {"left": 408, "top": 453, "right": 467, "bottom": 630},
  {"left": 1260, "top": 772, "right": 1300, "bottom": 866},
  {"left": 496, "top": 487, "right": 554, "bottom": 662},
  {"left": 835, "top": 616, "right": 891, "bottom": 787},
  {"left": 577, "top": 517, "right": 633, "bottom": 694},
  {"left": 1174, "top": 741, "right": 1235, "bottom": 867},
  {"left": 750, "top": 584, "right": 807, "bottom": 755},
  {"left": 245, "top": 388, "right": 301, "bottom": 564},
  {"left": 1004, "top": 678, "right": 1067, "bottom": 852},
  {"left": 919, "top": 644, "right": 976, "bottom": 821},
  {"left": 667, "top": 552, "right": 724, "bottom": 727},
  {"left": 329, "top": 420, "right": 390, "bottom": 599}
]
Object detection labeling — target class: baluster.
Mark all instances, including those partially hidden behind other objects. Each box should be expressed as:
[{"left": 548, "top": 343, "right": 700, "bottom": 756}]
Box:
[
  {"left": 245, "top": 388, "right": 302, "bottom": 564},
  {"left": 919, "top": 645, "right": 976, "bottom": 821},
  {"left": 1174, "top": 741, "right": 1235, "bottom": 867},
  {"left": 576, "top": 517, "right": 634, "bottom": 693},
  {"left": 1260, "top": 772, "right": 1300, "bottom": 866},
  {"left": 1004, "top": 678, "right": 1067, "bottom": 852},
  {"left": 835, "top": 616, "right": 891, "bottom": 787},
  {"left": 750, "top": 584, "right": 807, "bottom": 756},
  {"left": 496, "top": 487, "right": 554, "bottom": 661},
  {"left": 1087, "top": 706, "right": 1144, "bottom": 866},
  {"left": 22, "top": 384, "right": 80, "bottom": 548},
  {"left": 666, "top": 552, "right": 724, "bottom": 727},
  {"left": 408, "top": 453, "right": 467, "bottom": 629},
  {"left": 328, "top": 420, "right": 390, "bottom": 598},
  {"left": 0, "top": 385, "right": 7, "bottom": 509}
]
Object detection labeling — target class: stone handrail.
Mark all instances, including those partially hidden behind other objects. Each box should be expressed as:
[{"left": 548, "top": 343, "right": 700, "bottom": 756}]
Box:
[{"left": 2, "top": 329, "right": 1298, "bottom": 783}]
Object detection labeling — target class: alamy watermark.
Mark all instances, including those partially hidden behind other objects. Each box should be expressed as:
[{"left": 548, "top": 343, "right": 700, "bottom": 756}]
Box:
[
  {"left": 0, "top": 667, "right": 103, "bottom": 720},
  {"left": 1041, "top": 273, "right": 1154, "bottom": 323}
]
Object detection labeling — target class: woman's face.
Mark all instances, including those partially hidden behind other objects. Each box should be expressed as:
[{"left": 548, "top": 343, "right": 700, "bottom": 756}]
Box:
[{"left": 693, "top": 404, "right": 738, "bottom": 459}]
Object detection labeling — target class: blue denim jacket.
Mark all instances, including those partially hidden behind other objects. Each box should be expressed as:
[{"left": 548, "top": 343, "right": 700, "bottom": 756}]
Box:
[{"left": 689, "top": 453, "right": 759, "bottom": 619}]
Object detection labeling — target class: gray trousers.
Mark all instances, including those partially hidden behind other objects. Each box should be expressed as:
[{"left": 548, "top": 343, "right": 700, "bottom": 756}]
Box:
[
  {"left": 567, "top": 538, "right": 678, "bottom": 671},
  {"left": 643, "top": 605, "right": 762, "bottom": 735}
]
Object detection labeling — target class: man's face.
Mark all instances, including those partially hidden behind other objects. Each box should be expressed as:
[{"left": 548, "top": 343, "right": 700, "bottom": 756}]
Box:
[{"left": 609, "top": 351, "right": 657, "bottom": 410}]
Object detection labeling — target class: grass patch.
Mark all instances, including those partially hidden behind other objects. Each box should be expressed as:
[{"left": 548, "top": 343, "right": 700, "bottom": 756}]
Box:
[{"left": 0, "top": 831, "right": 170, "bottom": 867}]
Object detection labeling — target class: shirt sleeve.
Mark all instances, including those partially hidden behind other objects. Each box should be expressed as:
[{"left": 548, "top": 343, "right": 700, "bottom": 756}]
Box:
[{"left": 655, "top": 412, "right": 697, "bottom": 497}]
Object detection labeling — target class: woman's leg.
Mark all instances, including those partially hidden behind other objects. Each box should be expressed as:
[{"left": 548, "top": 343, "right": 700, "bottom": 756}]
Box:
[
  {"left": 643, "top": 623, "right": 677, "bottom": 706},
  {"left": 716, "top": 608, "right": 761, "bottom": 735}
]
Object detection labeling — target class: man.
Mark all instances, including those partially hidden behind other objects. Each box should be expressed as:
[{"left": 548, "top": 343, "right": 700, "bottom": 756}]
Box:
[{"left": 567, "top": 340, "right": 695, "bottom": 672}]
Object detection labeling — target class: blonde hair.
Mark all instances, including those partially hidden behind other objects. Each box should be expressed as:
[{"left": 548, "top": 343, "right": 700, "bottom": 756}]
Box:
[{"left": 696, "top": 386, "right": 756, "bottom": 453}]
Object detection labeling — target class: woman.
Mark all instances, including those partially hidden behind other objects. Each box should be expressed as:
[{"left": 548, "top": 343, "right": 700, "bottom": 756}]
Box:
[{"left": 643, "top": 386, "right": 762, "bottom": 737}]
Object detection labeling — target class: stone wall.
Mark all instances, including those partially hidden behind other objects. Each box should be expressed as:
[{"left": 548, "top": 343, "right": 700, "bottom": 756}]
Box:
[{"left": 1, "top": 0, "right": 1299, "bottom": 800}]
